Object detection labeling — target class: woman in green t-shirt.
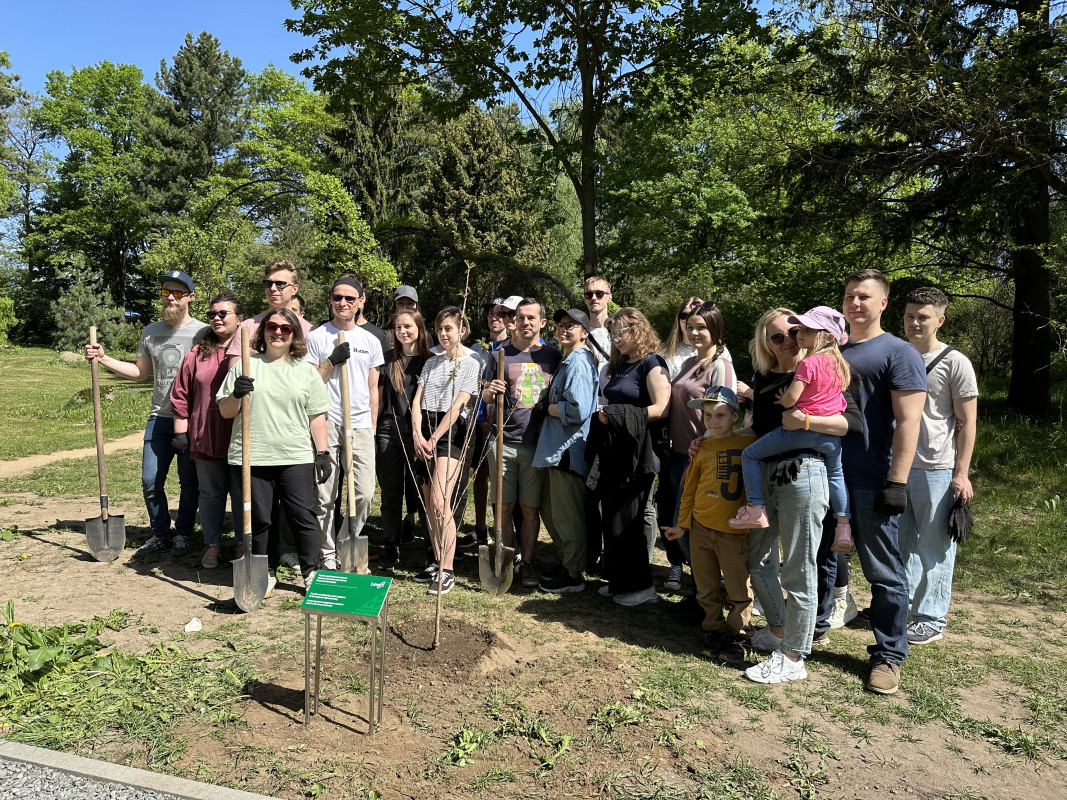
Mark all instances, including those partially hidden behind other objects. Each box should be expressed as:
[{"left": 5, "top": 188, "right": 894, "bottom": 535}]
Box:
[{"left": 217, "top": 308, "right": 332, "bottom": 595}]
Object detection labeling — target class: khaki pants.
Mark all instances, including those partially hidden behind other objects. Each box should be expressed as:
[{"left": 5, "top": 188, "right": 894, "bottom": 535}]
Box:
[
  {"left": 315, "top": 421, "right": 374, "bottom": 569},
  {"left": 690, "top": 518, "right": 752, "bottom": 635}
]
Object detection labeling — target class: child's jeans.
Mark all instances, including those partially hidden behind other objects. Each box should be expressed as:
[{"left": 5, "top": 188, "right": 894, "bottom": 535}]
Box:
[
  {"left": 691, "top": 518, "right": 752, "bottom": 635},
  {"left": 741, "top": 427, "right": 849, "bottom": 518}
]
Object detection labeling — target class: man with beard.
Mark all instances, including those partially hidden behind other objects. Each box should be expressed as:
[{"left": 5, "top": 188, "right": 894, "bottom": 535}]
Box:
[{"left": 85, "top": 270, "right": 208, "bottom": 558}]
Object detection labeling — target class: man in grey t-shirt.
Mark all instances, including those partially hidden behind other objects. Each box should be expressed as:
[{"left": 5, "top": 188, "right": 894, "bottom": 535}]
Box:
[
  {"left": 85, "top": 270, "right": 208, "bottom": 559},
  {"left": 899, "top": 287, "right": 978, "bottom": 645}
]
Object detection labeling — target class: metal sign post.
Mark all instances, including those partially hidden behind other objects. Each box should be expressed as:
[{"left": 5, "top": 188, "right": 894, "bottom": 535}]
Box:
[{"left": 300, "top": 571, "right": 391, "bottom": 733}]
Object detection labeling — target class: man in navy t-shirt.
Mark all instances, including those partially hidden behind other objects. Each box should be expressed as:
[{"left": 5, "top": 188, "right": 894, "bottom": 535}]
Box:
[{"left": 838, "top": 269, "right": 927, "bottom": 695}]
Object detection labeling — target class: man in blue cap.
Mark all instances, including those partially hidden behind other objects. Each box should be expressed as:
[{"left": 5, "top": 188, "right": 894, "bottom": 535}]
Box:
[{"left": 85, "top": 269, "right": 208, "bottom": 558}]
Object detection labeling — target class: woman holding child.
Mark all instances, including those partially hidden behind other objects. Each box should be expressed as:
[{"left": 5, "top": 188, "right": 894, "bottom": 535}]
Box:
[{"left": 739, "top": 308, "right": 862, "bottom": 683}]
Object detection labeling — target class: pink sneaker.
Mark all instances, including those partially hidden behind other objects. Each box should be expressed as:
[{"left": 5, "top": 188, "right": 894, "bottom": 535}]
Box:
[
  {"left": 200, "top": 546, "right": 221, "bottom": 569},
  {"left": 831, "top": 521, "right": 853, "bottom": 553},
  {"left": 729, "top": 505, "right": 769, "bottom": 529}
]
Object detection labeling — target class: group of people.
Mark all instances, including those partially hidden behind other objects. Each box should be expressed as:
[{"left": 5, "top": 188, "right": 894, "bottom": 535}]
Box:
[{"left": 84, "top": 264, "right": 977, "bottom": 695}]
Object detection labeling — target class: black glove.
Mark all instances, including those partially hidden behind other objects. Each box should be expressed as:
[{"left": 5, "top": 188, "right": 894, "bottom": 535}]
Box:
[
  {"left": 875, "top": 480, "right": 908, "bottom": 516},
  {"left": 171, "top": 432, "right": 189, "bottom": 454},
  {"left": 315, "top": 451, "right": 333, "bottom": 484},
  {"left": 771, "top": 458, "right": 801, "bottom": 487},
  {"left": 232, "top": 375, "right": 254, "bottom": 399},
  {"left": 328, "top": 341, "right": 350, "bottom": 366}
]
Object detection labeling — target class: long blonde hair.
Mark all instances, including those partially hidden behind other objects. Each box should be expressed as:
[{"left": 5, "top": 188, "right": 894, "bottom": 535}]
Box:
[
  {"left": 749, "top": 307, "right": 797, "bottom": 374},
  {"left": 801, "top": 331, "right": 851, "bottom": 389}
]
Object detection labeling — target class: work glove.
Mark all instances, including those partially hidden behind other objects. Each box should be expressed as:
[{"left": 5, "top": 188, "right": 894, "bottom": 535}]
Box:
[
  {"left": 232, "top": 375, "right": 255, "bottom": 398},
  {"left": 328, "top": 341, "right": 350, "bottom": 366},
  {"left": 875, "top": 480, "right": 908, "bottom": 516},
  {"left": 770, "top": 458, "right": 801, "bottom": 487},
  {"left": 171, "top": 433, "right": 189, "bottom": 454},
  {"left": 315, "top": 450, "right": 333, "bottom": 484}
]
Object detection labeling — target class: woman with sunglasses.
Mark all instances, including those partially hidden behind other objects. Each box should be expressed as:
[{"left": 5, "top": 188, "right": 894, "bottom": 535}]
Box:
[
  {"left": 738, "top": 307, "right": 862, "bottom": 684},
  {"left": 588, "top": 308, "right": 670, "bottom": 606},
  {"left": 375, "top": 309, "right": 432, "bottom": 570},
  {"left": 660, "top": 301, "right": 737, "bottom": 592},
  {"left": 170, "top": 292, "right": 245, "bottom": 569},
  {"left": 217, "top": 308, "right": 332, "bottom": 595}
]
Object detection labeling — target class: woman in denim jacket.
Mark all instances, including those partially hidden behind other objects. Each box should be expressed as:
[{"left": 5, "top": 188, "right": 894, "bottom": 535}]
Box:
[{"left": 533, "top": 308, "right": 602, "bottom": 594}]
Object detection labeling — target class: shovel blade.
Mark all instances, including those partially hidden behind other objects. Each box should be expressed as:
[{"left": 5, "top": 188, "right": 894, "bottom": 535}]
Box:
[
  {"left": 337, "top": 518, "right": 369, "bottom": 574},
  {"left": 84, "top": 514, "right": 125, "bottom": 562},
  {"left": 233, "top": 551, "right": 270, "bottom": 612},
  {"left": 478, "top": 542, "right": 516, "bottom": 595}
]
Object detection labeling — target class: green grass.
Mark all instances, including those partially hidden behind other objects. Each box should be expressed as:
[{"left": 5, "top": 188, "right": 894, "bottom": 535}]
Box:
[
  {"left": 0, "top": 347, "right": 150, "bottom": 460},
  {"left": 0, "top": 450, "right": 151, "bottom": 498}
]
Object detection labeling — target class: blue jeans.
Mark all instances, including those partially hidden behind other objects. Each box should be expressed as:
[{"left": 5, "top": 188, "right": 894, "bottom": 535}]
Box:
[
  {"left": 195, "top": 459, "right": 241, "bottom": 548},
  {"left": 849, "top": 485, "right": 910, "bottom": 664},
  {"left": 741, "top": 427, "right": 848, "bottom": 518},
  {"left": 754, "top": 456, "right": 829, "bottom": 657},
  {"left": 142, "top": 416, "right": 198, "bottom": 542},
  {"left": 899, "top": 468, "right": 956, "bottom": 631}
]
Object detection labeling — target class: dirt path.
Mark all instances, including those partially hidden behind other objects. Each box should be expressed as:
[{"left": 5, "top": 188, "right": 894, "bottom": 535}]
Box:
[{"left": 0, "top": 432, "right": 144, "bottom": 479}]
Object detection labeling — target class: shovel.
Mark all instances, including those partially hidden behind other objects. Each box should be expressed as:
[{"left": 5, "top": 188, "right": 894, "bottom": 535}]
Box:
[
  {"left": 233, "top": 327, "right": 270, "bottom": 612},
  {"left": 336, "top": 330, "right": 369, "bottom": 574},
  {"left": 479, "top": 349, "right": 515, "bottom": 594},
  {"left": 84, "top": 326, "right": 125, "bottom": 561}
]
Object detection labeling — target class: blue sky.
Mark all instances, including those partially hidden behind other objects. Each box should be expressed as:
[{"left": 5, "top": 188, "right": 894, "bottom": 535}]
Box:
[{"left": 2, "top": 0, "right": 313, "bottom": 94}]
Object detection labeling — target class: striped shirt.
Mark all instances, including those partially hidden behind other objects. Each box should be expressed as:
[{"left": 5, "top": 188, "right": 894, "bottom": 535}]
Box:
[{"left": 419, "top": 353, "right": 480, "bottom": 412}]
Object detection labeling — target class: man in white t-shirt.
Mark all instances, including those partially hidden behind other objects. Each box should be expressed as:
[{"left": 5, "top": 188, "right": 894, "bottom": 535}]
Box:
[
  {"left": 900, "top": 287, "right": 978, "bottom": 646},
  {"left": 305, "top": 275, "right": 385, "bottom": 570},
  {"left": 582, "top": 275, "right": 612, "bottom": 368}
]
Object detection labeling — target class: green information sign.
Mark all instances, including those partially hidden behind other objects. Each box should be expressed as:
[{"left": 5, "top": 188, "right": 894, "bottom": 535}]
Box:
[{"left": 301, "top": 571, "right": 392, "bottom": 620}]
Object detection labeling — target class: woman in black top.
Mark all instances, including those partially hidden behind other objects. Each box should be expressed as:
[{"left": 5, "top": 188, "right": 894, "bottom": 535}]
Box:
[{"left": 375, "top": 310, "right": 431, "bottom": 570}]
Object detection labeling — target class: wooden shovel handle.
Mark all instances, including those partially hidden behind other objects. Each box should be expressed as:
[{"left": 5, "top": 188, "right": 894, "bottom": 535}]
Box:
[
  {"left": 241, "top": 327, "right": 251, "bottom": 536},
  {"left": 89, "top": 326, "right": 108, "bottom": 518},
  {"left": 494, "top": 348, "right": 505, "bottom": 527},
  {"left": 338, "top": 330, "right": 356, "bottom": 516}
]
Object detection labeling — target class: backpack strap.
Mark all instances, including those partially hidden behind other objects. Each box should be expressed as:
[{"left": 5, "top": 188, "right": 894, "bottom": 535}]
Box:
[{"left": 925, "top": 345, "right": 956, "bottom": 375}]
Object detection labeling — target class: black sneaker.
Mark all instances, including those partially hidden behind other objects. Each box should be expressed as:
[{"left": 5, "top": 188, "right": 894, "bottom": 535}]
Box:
[
  {"left": 171, "top": 534, "right": 191, "bottom": 557},
  {"left": 400, "top": 517, "right": 416, "bottom": 545},
  {"left": 700, "top": 632, "right": 723, "bottom": 660},
  {"left": 475, "top": 525, "right": 489, "bottom": 546},
  {"left": 539, "top": 572, "right": 585, "bottom": 593},
  {"left": 518, "top": 560, "right": 540, "bottom": 589},
  {"left": 426, "top": 568, "right": 455, "bottom": 595},
  {"left": 457, "top": 531, "right": 479, "bottom": 550},
  {"left": 718, "top": 636, "right": 746, "bottom": 664},
  {"left": 378, "top": 547, "right": 399, "bottom": 572},
  {"left": 133, "top": 536, "right": 171, "bottom": 559},
  {"left": 414, "top": 562, "right": 438, "bottom": 583}
]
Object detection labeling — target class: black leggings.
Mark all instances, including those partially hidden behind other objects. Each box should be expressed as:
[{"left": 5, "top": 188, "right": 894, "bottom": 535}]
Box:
[{"left": 235, "top": 463, "right": 319, "bottom": 577}]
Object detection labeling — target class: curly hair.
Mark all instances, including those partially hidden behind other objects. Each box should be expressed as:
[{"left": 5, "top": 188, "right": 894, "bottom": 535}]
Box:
[
  {"left": 251, "top": 307, "right": 307, "bottom": 359},
  {"left": 749, "top": 307, "right": 797, "bottom": 374},
  {"left": 607, "top": 307, "right": 661, "bottom": 372},
  {"left": 195, "top": 292, "right": 245, "bottom": 358}
]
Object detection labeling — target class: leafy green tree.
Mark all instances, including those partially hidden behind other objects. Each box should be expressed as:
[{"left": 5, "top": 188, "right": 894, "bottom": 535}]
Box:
[
  {"left": 137, "top": 32, "right": 248, "bottom": 218},
  {"left": 31, "top": 62, "right": 153, "bottom": 314},
  {"left": 287, "top": 0, "right": 758, "bottom": 276},
  {"left": 50, "top": 258, "right": 124, "bottom": 352},
  {"left": 784, "top": 0, "right": 1067, "bottom": 414},
  {"left": 0, "top": 50, "right": 21, "bottom": 213}
]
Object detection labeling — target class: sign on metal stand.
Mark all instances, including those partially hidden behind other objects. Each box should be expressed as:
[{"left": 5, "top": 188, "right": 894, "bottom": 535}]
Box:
[{"left": 301, "top": 571, "right": 391, "bottom": 733}]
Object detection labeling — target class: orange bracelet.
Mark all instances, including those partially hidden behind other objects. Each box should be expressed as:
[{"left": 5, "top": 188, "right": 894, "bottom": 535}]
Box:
[{"left": 804, "top": 412, "right": 810, "bottom": 431}]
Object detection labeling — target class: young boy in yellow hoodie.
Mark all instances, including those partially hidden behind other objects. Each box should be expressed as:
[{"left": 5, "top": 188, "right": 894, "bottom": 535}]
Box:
[{"left": 661, "top": 386, "right": 755, "bottom": 663}]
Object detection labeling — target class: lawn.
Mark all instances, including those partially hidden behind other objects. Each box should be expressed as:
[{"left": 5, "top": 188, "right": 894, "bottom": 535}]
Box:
[{"left": 1, "top": 351, "right": 1065, "bottom": 800}]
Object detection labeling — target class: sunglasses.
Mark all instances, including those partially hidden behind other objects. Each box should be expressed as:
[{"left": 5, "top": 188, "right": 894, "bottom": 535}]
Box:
[
  {"left": 262, "top": 279, "right": 291, "bottom": 291},
  {"left": 584, "top": 290, "right": 608, "bottom": 300},
  {"left": 610, "top": 325, "right": 632, "bottom": 342},
  {"left": 160, "top": 288, "right": 189, "bottom": 300},
  {"left": 680, "top": 300, "right": 717, "bottom": 319},
  {"left": 206, "top": 310, "right": 231, "bottom": 320},
  {"left": 555, "top": 321, "right": 581, "bottom": 332},
  {"left": 490, "top": 309, "right": 515, "bottom": 318},
  {"left": 770, "top": 326, "right": 800, "bottom": 346},
  {"left": 265, "top": 321, "right": 294, "bottom": 335},
  {"left": 331, "top": 293, "right": 359, "bottom": 304}
]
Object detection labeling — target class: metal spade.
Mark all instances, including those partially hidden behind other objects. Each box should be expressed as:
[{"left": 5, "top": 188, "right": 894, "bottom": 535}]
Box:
[
  {"left": 336, "top": 330, "right": 369, "bottom": 574},
  {"left": 232, "top": 326, "right": 269, "bottom": 611},
  {"left": 479, "top": 349, "right": 515, "bottom": 594},
  {"left": 84, "top": 326, "right": 125, "bottom": 561}
]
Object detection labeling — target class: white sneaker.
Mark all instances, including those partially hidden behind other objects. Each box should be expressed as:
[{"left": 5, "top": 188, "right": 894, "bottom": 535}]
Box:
[
  {"left": 750, "top": 626, "right": 784, "bottom": 652},
  {"left": 751, "top": 593, "right": 764, "bottom": 617},
  {"left": 828, "top": 593, "right": 859, "bottom": 629},
  {"left": 598, "top": 584, "right": 614, "bottom": 597},
  {"left": 663, "top": 565, "right": 683, "bottom": 592},
  {"left": 613, "top": 586, "right": 659, "bottom": 607},
  {"left": 745, "top": 649, "right": 807, "bottom": 684},
  {"left": 265, "top": 573, "right": 278, "bottom": 599}
]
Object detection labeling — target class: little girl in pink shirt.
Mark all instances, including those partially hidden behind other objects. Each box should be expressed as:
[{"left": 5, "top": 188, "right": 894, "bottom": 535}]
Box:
[{"left": 729, "top": 306, "right": 853, "bottom": 553}]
